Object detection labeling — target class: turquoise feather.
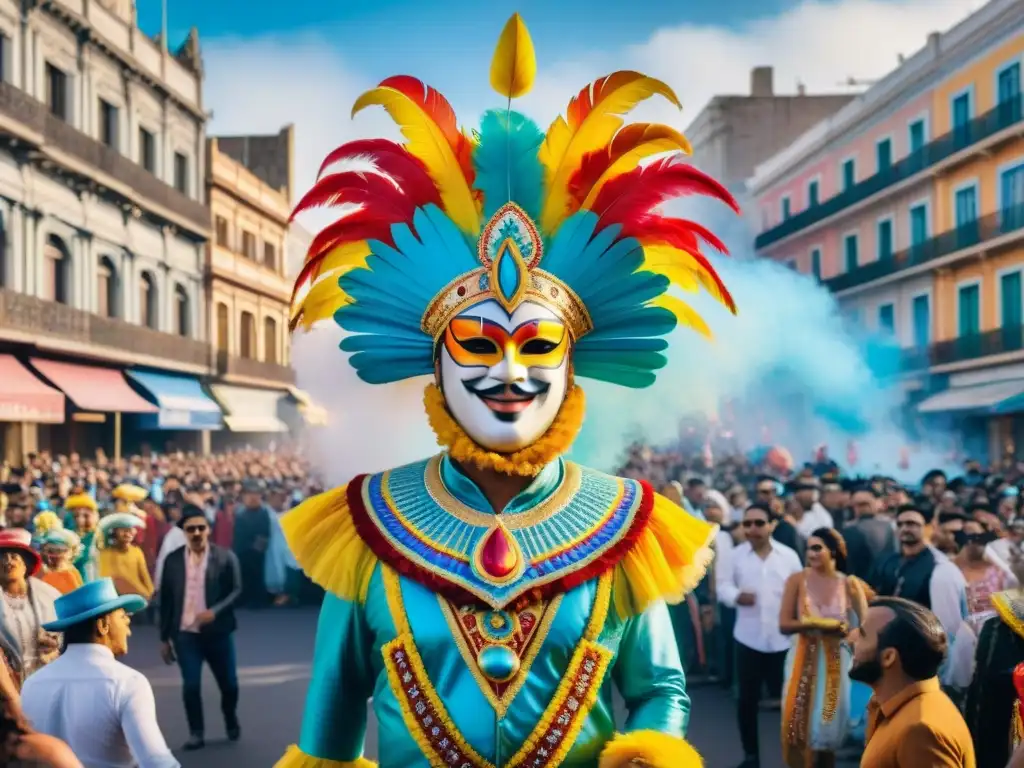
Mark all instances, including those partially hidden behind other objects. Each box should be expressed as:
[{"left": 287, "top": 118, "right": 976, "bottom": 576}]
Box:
[
  {"left": 573, "top": 360, "right": 659, "bottom": 388},
  {"left": 575, "top": 337, "right": 668, "bottom": 353},
  {"left": 473, "top": 110, "right": 545, "bottom": 222}
]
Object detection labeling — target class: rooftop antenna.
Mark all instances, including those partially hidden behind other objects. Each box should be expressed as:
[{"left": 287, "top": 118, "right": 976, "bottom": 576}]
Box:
[{"left": 836, "top": 76, "right": 878, "bottom": 88}]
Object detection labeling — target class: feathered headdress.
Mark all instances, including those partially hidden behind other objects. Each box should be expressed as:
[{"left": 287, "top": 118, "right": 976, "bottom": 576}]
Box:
[{"left": 290, "top": 13, "right": 738, "bottom": 389}]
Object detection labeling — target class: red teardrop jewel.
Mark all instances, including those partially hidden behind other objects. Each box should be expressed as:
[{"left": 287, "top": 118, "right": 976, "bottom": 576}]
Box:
[{"left": 480, "top": 525, "right": 518, "bottom": 579}]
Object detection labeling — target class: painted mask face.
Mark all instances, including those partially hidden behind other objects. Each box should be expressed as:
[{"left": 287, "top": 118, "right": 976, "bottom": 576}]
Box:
[{"left": 439, "top": 299, "right": 570, "bottom": 452}]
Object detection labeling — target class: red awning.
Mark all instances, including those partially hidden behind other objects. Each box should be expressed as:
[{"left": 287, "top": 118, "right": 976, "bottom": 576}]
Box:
[
  {"left": 30, "top": 359, "right": 158, "bottom": 414},
  {"left": 0, "top": 355, "right": 65, "bottom": 423}
]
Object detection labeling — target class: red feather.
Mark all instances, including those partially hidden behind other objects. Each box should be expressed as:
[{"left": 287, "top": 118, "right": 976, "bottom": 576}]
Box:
[
  {"left": 292, "top": 172, "right": 413, "bottom": 222},
  {"left": 378, "top": 75, "right": 476, "bottom": 186},
  {"left": 316, "top": 139, "right": 441, "bottom": 208},
  {"left": 590, "top": 158, "right": 739, "bottom": 226},
  {"left": 298, "top": 210, "right": 401, "bottom": 286}
]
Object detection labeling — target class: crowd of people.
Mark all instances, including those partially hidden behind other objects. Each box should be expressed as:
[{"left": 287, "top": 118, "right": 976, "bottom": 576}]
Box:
[
  {"left": 618, "top": 442, "right": 1024, "bottom": 767},
  {"left": 0, "top": 442, "right": 1023, "bottom": 766},
  {"left": 0, "top": 447, "right": 319, "bottom": 767}
]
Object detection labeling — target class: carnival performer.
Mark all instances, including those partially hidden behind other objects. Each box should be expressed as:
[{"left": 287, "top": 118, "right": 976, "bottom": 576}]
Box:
[
  {"left": 63, "top": 494, "right": 99, "bottom": 583},
  {"left": 778, "top": 528, "right": 867, "bottom": 768},
  {"left": 276, "top": 13, "right": 739, "bottom": 768},
  {"left": 965, "top": 547, "right": 1024, "bottom": 768},
  {"left": 32, "top": 513, "right": 84, "bottom": 595},
  {"left": 97, "top": 513, "right": 153, "bottom": 601}
]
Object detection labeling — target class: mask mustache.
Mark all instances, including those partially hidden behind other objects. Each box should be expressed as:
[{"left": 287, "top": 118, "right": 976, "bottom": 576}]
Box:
[{"left": 465, "top": 378, "right": 549, "bottom": 397}]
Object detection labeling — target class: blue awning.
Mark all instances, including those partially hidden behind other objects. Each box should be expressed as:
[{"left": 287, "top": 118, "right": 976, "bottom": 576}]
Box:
[
  {"left": 917, "top": 379, "right": 1024, "bottom": 415},
  {"left": 126, "top": 370, "right": 223, "bottom": 430}
]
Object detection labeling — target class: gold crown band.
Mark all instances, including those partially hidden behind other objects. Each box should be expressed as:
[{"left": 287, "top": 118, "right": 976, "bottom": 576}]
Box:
[{"left": 421, "top": 268, "right": 593, "bottom": 342}]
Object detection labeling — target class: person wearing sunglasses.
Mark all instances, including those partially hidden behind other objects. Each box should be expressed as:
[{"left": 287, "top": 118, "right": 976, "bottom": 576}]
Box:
[
  {"left": 716, "top": 504, "right": 802, "bottom": 768},
  {"left": 157, "top": 504, "right": 242, "bottom": 752}
]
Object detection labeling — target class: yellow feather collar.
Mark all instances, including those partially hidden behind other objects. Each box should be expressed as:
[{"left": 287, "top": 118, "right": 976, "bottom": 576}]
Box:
[{"left": 422, "top": 383, "right": 585, "bottom": 477}]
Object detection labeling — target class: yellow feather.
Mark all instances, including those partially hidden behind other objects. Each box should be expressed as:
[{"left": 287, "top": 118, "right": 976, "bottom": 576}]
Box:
[
  {"left": 651, "top": 294, "right": 713, "bottom": 340},
  {"left": 291, "top": 268, "right": 360, "bottom": 330},
  {"left": 490, "top": 13, "right": 536, "bottom": 99},
  {"left": 645, "top": 263, "right": 700, "bottom": 293},
  {"left": 317, "top": 241, "right": 371, "bottom": 276},
  {"left": 580, "top": 129, "right": 692, "bottom": 210},
  {"left": 643, "top": 245, "right": 734, "bottom": 311},
  {"left": 539, "top": 72, "right": 681, "bottom": 234},
  {"left": 351, "top": 87, "right": 480, "bottom": 234}
]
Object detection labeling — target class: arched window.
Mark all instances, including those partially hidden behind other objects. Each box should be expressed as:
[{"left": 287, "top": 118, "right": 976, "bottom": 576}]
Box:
[
  {"left": 240, "top": 310, "right": 256, "bottom": 359},
  {"left": 216, "top": 302, "right": 229, "bottom": 352},
  {"left": 97, "top": 256, "right": 118, "bottom": 318},
  {"left": 140, "top": 272, "right": 157, "bottom": 329},
  {"left": 43, "top": 235, "right": 70, "bottom": 304},
  {"left": 264, "top": 316, "right": 278, "bottom": 364},
  {"left": 173, "top": 284, "right": 190, "bottom": 337}
]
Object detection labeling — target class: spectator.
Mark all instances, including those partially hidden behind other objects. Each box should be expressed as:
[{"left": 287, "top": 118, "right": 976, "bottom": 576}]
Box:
[
  {"left": 0, "top": 529, "right": 61, "bottom": 686},
  {"left": 0, "top": 651, "right": 81, "bottom": 767},
  {"left": 788, "top": 480, "right": 833, "bottom": 539},
  {"left": 97, "top": 514, "right": 153, "bottom": 601},
  {"left": 843, "top": 487, "right": 897, "bottom": 582},
  {"left": 20, "top": 579, "right": 179, "bottom": 768},
  {"left": 851, "top": 596, "right": 973, "bottom": 767}
]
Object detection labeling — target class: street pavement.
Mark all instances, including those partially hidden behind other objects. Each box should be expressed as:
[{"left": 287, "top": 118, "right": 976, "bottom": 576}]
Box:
[{"left": 124, "top": 607, "right": 797, "bottom": 768}]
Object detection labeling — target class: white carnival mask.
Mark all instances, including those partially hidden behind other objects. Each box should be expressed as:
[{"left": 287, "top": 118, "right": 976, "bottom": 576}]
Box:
[{"left": 439, "top": 298, "right": 570, "bottom": 453}]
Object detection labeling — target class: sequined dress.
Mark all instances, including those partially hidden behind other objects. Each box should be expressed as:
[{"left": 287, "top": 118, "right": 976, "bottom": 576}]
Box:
[{"left": 781, "top": 573, "right": 854, "bottom": 767}]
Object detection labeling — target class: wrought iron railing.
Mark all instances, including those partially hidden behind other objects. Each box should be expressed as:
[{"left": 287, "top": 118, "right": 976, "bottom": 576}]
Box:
[
  {"left": 755, "top": 95, "right": 1024, "bottom": 249},
  {"left": 215, "top": 350, "right": 295, "bottom": 385}
]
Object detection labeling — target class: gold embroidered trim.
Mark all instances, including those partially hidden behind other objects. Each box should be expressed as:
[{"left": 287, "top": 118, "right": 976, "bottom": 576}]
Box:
[
  {"left": 439, "top": 595, "right": 563, "bottom": 717},
  {"left": 994, "top": 590, "right": 1024, "bottom": 641},
  {"left": 423, "top": 454, "right": 583, "bottom": 529}
]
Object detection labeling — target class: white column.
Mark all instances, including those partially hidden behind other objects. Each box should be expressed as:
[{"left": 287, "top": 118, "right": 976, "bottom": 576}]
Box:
[
  {"left": 81, "top": 233, "right": 96, "bottom": 312},
  {"left": 29, "top": 211, "right": 45, "bottom": 298},
  {"left": 124, "top": 249, "right": 137, "bottom": 323}
]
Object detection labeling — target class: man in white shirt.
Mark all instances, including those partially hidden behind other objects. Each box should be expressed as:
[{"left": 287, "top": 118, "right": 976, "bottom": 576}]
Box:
[
  {"left": 21, "top": 577, "right": 179, "bottom": 768},
  {"left": 789, "top": 480, "right": 834, "bottom": 540},
  {"left": 716, "top": 503, "right": 802, "bottom": 768}
]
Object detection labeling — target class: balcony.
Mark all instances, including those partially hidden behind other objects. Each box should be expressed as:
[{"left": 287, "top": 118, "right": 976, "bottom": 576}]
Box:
[
  {"left": 216, "top": 350, "right": 295, "bottom": 386},
  {"left": 755, "top": 95, "right": 1024, "bottom": 250},
  {"left": 824, "top": 203, "right": 1024, "bottom": 294},
  {"left": 0, "top": 82, "right": 209, "bottom": 234},
  {"left": 900, "top": 326, "right": 1024, "bottom": 373},
  {"left": 0, "top": 288, "right": 212, "bottom": 369}
]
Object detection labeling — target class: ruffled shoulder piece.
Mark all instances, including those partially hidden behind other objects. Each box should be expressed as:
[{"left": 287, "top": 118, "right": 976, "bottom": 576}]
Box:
[
  {"left": 280, "top": 484, "right": 379, "bottom": 604},
  {"left": 611, "top": 492, "right": 716, "bottom": 620}
]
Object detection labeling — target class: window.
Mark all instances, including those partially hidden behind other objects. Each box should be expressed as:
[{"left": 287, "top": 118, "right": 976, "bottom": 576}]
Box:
[
  {"left": 810, "top": 248, "right": 822, "bottom": 280},
  {"left": 138, "top": 127, "right": 156, "bottom": 173},
  {"left": 173, "top": 285, "right": 189, "bottom": 336},
  {"left": 912, "top": 295, "right": 930, "bottom": 347},
  {"left": 99, "top": 100, "right": 118, "bottom": 149},
  {"left": 42, "top": 236, "right": 69, "bottom": 304},
  {"left": 878, "top": 303, "right": 895, "bottom": 333},
  {"left": 264, "top": 317, "right": 278, "bottom": 364},
  {"left": 952, "top": 91, "right": 972, "bottom": 145},
  {"left": 807, "top": 179, "right": 819, "bottom": 207},
  {"left": 1002, "top": 271, "right": 1022, "bottom": 330},
  {"left": 45, "top": 63, "right": 68, "bottom": 121},
  {"left": 877, "top": 219, "right": 893, "bottom": 261},
  {"left": 998, "top": 62, "right": 1022, "bottom": 122},
  {"left": 876, "top": 138, "right": 892, "bottom": 172},
  {"left": 216, "top": 302, "right": 229, "bottom": 352},
  {"left": 215, "top": 216, "right": 229, "bottom": 247},
  {"left": 97, "top": 257, "right": 117, "bottom": 318},
  {"left": 140, "top": 272, "right": 157, "bottom": 329},
  {"left": 781, "top": 196, "right": 791, "bottom": 221},
  {"left": 955, "top": 184, "right": 979, "bottom": 247},
  {"left": 842, "top": 158, "right": 856, "bottom": 191},
  {"left": 910, "top": 204, "right": 929, "bottom": 250},
  {"left": 241, "top": 231, "right": 256, "bottom": 259},
  {"left": 1001, "top": 163, "right": 1024, "bottom": 231},
  {"left": 908, "top": 119, "right": 926, "bottom": 154},
  {"left": 240, "top": 311, "right": 256, "bottom": 359},
  {"left": 844, "top": 233, "right": 858, "bottom": 272},
  {"left": 173, "top": 152, "right": 188, "bottom": 194},
  {"left": 263, "top": 242, "right": 276, "bottom": 270},
  {"left": 957, "top": 283, "right": 980, "bottom": 338}
]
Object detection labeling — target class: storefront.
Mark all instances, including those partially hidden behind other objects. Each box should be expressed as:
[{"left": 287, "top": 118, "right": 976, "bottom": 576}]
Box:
[
  {"left": 209, "top": 383, "right": 289, "bottom": 449},
  {"left": 125, "top": 370, "right": 224, "bottom": 454},
  {"left": 0, "top": 355, "right": 65, "bottom": 463}
]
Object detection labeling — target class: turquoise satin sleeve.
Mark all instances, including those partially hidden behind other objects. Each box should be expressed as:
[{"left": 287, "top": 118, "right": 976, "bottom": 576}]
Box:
[
  {"left": 612, "top": 600, "right": 690, "bottom": 736},
  {"left": 298, "top": 593, "right": 374, "bottom": 761}
]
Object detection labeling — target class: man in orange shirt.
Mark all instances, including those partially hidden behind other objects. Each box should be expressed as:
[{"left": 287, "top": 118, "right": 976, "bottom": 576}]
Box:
[{"left": 850, "top": 596, "right": 975, "bottom": 767}]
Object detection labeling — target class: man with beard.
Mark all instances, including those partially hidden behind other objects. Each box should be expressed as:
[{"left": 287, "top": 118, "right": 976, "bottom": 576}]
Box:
[
  {"left": 872, "top": 504, "right": 967, "bottom": 644},
  {"left": 852, "top": 596, "right": 973, "bottom": 767},
  {"left": 844, "top": 487, "right": 897, "bottom": 582}
]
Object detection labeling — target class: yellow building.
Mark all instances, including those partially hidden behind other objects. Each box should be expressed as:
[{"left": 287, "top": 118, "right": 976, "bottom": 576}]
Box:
[{"left": 206, "top": 129, "right": 297, "bottom": 445}]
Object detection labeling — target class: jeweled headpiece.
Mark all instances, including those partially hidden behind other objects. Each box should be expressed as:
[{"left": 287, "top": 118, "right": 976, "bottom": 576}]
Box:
[{"left": 290, "top": 13, "right": 739, "bottom": 388}]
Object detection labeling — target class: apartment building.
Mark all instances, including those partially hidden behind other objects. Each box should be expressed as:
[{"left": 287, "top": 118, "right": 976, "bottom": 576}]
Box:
[
  {"left": 0, "top": 0, "right": 224, "bottom": 460},
  {"left": 206, "top": 129, "right": 299, "bottom": 445},
  {"left": 748, "top": 0, "right": 1024, "bottom": 461}
]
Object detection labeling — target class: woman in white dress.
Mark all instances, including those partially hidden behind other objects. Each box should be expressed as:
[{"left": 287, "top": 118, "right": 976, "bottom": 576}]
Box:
[{"left": 0, "top": 529, "right": 60, "bottom": 688}]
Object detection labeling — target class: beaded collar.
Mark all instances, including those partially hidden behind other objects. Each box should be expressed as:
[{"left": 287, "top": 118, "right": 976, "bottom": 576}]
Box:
[{"left": 346, "top": 454, "right": 654, "bottom": 609}]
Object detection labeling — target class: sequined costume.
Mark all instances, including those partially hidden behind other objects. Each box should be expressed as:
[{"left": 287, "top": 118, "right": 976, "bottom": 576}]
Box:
[{"left": 277, "top": 13, "right": 739, "bottom": 768}]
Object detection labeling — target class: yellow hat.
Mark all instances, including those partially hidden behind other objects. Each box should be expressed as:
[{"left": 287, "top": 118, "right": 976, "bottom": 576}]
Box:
[
  {"left": 64, "top": 494, "right": 98, "bottom": 512},
  {"left": 112, "top": 484, "right": 148, "bottom": 503}
]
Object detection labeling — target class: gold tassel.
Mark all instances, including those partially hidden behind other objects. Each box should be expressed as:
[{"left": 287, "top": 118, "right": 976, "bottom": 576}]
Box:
[{"left": 490, "top": 13, "right": 536, "bottom": 99}]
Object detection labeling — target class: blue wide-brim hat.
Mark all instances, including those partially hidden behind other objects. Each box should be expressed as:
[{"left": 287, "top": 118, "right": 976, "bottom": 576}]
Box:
[{"left": 43, "top": 577, "right": 147, "bottom": 632}]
